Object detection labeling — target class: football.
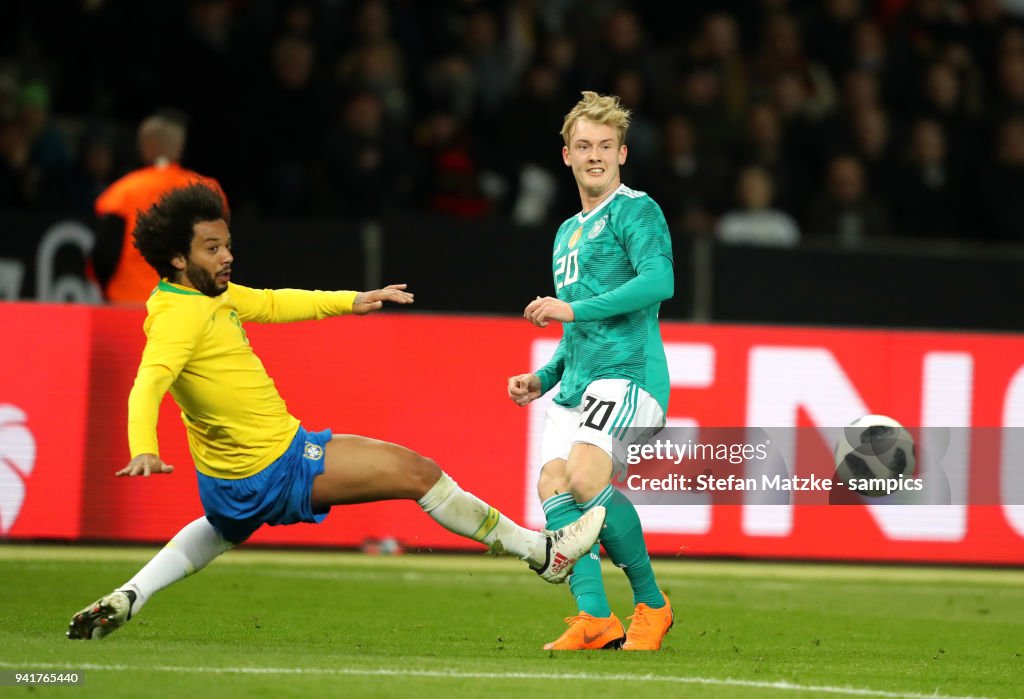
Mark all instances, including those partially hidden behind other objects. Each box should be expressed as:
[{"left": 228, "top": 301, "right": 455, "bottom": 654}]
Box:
[{"left": 833, "top": 415, "right": 916, "bottom": 497}]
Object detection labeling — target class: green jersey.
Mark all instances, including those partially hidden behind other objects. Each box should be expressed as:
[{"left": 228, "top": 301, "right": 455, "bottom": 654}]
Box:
[{"left": 535, "top": 184, "right": 674, "bottom": 413}]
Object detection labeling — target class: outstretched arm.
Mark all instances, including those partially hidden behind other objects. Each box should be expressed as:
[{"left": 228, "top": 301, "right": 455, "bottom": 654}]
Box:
[
  {"left": 352, "top": 284, "right": 414, "bottom": 315},
  {"left": 232, "top": 283, "right": 413, "bottom": 322}
]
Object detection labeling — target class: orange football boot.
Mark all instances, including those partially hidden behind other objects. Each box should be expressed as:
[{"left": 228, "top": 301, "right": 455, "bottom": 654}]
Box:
[
  {"left": 543, "top": 612, "right": 626, "bottom": 650},
  {"left": 622, "top": 592, "right": 674, "bottom": 650}
]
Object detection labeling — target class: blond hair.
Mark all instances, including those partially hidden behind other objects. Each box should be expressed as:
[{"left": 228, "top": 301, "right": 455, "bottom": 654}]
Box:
[{"left": 560, "top": 91, "right": 632, "bottom": 146}]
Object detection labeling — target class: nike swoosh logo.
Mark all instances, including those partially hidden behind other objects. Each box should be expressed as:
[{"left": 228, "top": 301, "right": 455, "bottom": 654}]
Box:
[{"left": 582, "top": 622, "right": 616, "bottom": 644}]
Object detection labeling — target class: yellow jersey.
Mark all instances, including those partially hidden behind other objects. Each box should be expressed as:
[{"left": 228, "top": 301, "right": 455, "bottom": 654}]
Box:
[{"left": 128, "top": 280, "right": 358, "bottom": 479}]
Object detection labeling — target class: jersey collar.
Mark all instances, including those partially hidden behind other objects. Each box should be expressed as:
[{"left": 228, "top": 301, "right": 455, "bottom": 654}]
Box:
[
  {"left": 577, "top": 183, "right": 625, "bottom": 223},
  {"left": 157, "top": 279, "right": 204, "bottom": 296}
]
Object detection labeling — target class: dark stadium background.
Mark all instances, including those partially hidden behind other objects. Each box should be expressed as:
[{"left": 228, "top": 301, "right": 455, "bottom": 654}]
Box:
[{"left": 2, "top": 0, "right": 1024, "bottom": 328}]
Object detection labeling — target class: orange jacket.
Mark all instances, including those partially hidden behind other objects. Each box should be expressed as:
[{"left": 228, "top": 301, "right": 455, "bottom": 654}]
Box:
[{"left": 95, "top": 162, "right": 228, "bottom": 304}]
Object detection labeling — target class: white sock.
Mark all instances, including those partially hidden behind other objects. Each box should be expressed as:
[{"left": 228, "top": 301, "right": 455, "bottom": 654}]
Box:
[
  {"left": 417, "top": 473, "right": 546, "bottom": 565},
  {"left": 120, "top": 516, "right": 234, "bottom": 614}
]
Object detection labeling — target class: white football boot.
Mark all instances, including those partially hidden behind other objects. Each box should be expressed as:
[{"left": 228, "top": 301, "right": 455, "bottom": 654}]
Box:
[{"left": 532, "top": 505, "right": 606, "bottom": 584}]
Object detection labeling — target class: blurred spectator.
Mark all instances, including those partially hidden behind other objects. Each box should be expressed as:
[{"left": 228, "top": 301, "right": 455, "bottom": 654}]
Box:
[
  {"left": 244, "top": 33, "right": 328, "bottom": 216},
  {"left": 0, "top": 118, "right": 30, "bottom": 209},
  {"left": 805, "top": 0, "right": 867, "bottom": 83},
  {"left": 992, "top": 50, "right": 1024, "bottom": 121},
  {"left": 770, "top": 70, "right": 828, "bottom": 178},
  {"left": 715, "top": 165, "right": 801, "bottom": 247},
  {"left": 541, "top": 33, "right": 584, "bottom": 98},
  {"left": 732, "top": 101, "right": 809, "bottom": 215},
  {"left": 167, "top": 0, "right": 245, "bottom": 196},
  {"left": 273, "top": 0, "right": 334, "bottom": 53},
  {"left": 16, "top": 80, "right": 72, "bottom": 210},
  {"left": 642, "top": 113, "right": 726, "bottom": 239},
  {"left": 964, "top": 0, "right": 1009, "bottom": 79},
  {"left": 917, "top": 59, "right": 984, "bottom": 167},
  {"left": 687, "top": 12, "right": 750, "bottom": 124},
  {"left": 461, "top": 6, "right": 525, "bottom": 119},
  {"left": 751, "top": 12, "right": 836, "bottom": 116},
  {"left": 891, "top": 118, "right": 965, "bottom": 237},
  {"left": 413, "top": 109, "right": 491, "bottom": 219},
  {"left": 888, "top": 0, "right": 963, "bottom": 79},
  {"left": 321, "top": 91, "right": 410, "bottom": 218},
  {"left": 822, "top": 68, "right": 886, "bottom": 158},
  {"left": 848, "top": 105, "right": 901, "bottom": 197},
  {"left": 92, "top": 113, "right": 228, "bottom": 304},
  {"left": 804, "top": 154, "right": 889, "bottom": 246},
  {"left": 66, "top": 125, "right": 118, "bottom": 215},
  {"left": 497, "top": 61, "right": 575, "bottom": 224},
  {"left": 335, "top": 0, "right": 410, "bottom": 125},
  {"left": 420, "top": 52, "right": 478, "bottom": 121},
  {"left": 609, "top": 67, "right": 660, "bottom": 176},
  {"left": 836, "top": 68, "right": 885, "bottom": 120},
  {"left": 848, "top": 19, "right": 907, "bottom": 109},
  {"left": 980, "top": 116, "right": 1024, "bottom": 242},
  {"left": 578, "top": 6, "right": 662, "bottom": 94},
  {"left": 670, "top": 64, "right": 735, "bottom": 163}
]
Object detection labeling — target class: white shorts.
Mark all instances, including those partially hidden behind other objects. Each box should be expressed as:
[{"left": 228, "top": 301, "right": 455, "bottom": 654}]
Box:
[{"left": 540, "top": 378, "right": 666, "bottom": 478}]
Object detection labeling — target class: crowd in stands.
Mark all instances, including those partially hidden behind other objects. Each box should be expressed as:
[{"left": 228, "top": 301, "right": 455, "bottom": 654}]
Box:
[{"left": 4, "top": 0, "right": 1024, "bottom": 247}]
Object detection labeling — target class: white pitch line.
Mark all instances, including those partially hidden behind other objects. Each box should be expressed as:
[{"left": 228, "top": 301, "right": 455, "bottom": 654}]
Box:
[{"left": 0, "top": 661, "right": 993, "bottom": 699}]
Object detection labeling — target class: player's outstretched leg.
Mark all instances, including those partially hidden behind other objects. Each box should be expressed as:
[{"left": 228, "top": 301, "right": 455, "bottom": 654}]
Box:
[
  {"left": 417, "top": 472, "right": 605, "bottom": 584},
  {"left": 67, "top": 516, "right": 234, "bottom": 640},
  {"left": 312, "top": 435, "right": 604, "bottom": 583}
]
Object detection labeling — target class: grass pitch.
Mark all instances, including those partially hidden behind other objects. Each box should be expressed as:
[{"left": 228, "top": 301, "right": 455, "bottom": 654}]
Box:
[{"left": 0, "top": 545, "right": 1021, "bottom": 698}]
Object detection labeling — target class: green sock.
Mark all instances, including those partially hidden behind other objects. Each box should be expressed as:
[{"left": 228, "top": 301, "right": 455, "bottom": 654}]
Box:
[
  {"left": 542, "top": 493, "right": 611, "bottom": 618},
  {"left": 586, "top": 486, "right": 665, "bottom": 609}
]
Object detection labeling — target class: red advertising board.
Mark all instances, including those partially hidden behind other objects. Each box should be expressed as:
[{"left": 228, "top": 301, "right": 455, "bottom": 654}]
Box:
[
  {"left": 0, "top": 304, "right": 91, "bottom": 539},
  {"left": 1, "top": 302, "right": 1022, "bottom": 565}
]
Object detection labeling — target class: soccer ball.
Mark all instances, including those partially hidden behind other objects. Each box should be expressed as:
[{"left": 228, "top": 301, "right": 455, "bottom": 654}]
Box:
[{"left": 833, "top": 415, "right": 916, "bottom": 497}]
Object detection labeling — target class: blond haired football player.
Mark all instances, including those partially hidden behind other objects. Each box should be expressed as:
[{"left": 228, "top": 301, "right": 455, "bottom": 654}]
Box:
[
  {"left": 509, "top": 91, "right": 675, "bottom": 650},
  {"left": 67, "top": 183, "right": 604, "bottom": 640}
]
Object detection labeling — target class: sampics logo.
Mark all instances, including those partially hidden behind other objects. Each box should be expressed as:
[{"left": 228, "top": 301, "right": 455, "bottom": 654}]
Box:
[{"left": 0, "top": 404, "right": 36, "bottom": 533}]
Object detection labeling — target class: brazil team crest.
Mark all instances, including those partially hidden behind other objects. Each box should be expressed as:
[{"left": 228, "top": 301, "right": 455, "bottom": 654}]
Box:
[{"left": 304, "top": 442, "right": 324, "bottom": 460}]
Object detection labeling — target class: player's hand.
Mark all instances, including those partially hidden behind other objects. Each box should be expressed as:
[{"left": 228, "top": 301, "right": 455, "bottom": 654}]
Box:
[
  {"left": 508, "top": 373, "right": 542, "bottom": 407},
  {"left": 353, "top": 284, "right": 414, "bottom": 315},
  {"left": 524, "top": 296, "right": 574, "bottom": 327},
  {"left": 117, "top": 453, "right": 174, "bottom": 477}
]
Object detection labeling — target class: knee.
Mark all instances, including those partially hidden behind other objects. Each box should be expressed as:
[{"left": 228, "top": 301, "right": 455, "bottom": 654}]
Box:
[
  {"left": 537, "top": 465, "right": 569, "bottom": 501},
  {"left": 566, "top": 470, "right": 604, "bottom": 504},
  {"left": 409, "top": 454, "right": 443, "bottom": 498}
]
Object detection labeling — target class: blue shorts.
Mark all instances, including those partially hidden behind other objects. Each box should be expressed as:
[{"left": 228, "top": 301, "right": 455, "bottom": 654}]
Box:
[{"left": 197, "top": 426, "right": 333, "bottom": 544}]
